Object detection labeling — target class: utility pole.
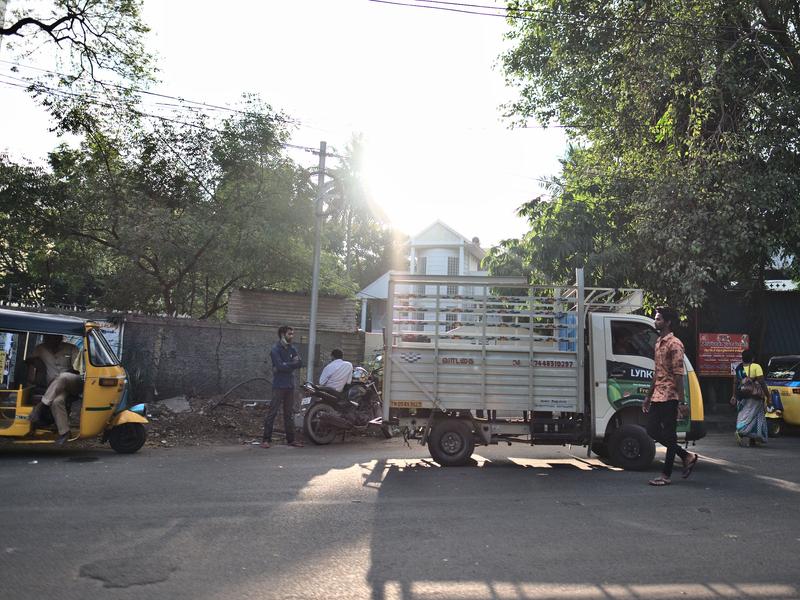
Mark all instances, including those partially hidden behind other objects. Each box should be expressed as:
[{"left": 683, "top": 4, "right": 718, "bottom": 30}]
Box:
[{"left": 306, "top": 141, "right": 326, "bottom": 383}]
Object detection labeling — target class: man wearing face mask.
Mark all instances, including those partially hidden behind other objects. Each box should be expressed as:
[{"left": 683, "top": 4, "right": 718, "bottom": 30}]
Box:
[{"left": 261, "top": 325, "right": 304, "bottom": 449}]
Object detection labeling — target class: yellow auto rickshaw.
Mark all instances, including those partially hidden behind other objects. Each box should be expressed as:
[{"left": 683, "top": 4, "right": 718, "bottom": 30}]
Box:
[
  {"left": 765, "top": 355, "right": 800, "bottom": 437},
  {"left": 0, "top": 309, "right": 148, "bottom": 452}
]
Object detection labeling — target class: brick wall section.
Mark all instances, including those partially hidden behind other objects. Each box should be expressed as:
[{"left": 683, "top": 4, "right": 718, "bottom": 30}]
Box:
[
  {"left": 228, "top": 289, "right": 357, "bottom": 332},
  {"left": 121, "top": 315, "right": 364, "bottom": 402}
]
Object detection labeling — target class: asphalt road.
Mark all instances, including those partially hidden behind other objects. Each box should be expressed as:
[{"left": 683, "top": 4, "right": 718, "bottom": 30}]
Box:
[{"left": 1, "top": 431, "right": 799, "bottom": 600}]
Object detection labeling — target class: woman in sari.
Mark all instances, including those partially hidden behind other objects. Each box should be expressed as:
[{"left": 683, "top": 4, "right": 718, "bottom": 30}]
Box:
[{"left": 731, "top": 350, "right": 770, "bottom": 446}]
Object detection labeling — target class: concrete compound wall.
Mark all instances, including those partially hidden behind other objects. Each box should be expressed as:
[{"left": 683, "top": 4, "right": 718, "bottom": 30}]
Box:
[{"left": 120, "top": 314, "right": 364, "bottom": 402}]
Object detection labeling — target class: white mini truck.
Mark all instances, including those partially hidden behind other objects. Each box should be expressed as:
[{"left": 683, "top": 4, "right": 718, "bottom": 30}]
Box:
[{"left": 382, "top": 270, "right": 705, "bottom": 469}]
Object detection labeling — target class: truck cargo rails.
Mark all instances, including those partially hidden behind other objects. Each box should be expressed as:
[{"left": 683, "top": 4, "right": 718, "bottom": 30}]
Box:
[{"left": 382, "top": 269, "right": 705, "bottom": 469}]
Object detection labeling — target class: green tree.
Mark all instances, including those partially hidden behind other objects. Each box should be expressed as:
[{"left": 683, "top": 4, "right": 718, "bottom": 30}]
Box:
[
  {"left": 323, "top": 136, "right": 407, "bottom": 290},
  {"left": 2, "top": 98, "right": 322, "bottom": 317},
  {"left": 1, "top": 0, "right": 153, "bottom": 135},
  {"left": 0, "top": 154, "right": 103, "bottom": 305},
  {"left": 500, "top": 1, "right": 800, "bottom": 310}
]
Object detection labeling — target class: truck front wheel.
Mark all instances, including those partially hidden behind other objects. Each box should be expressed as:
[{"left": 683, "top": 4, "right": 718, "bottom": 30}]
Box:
[
  {"left": 428, "top": 419, "right": 475, "bottom": 467},
  {"left": 608, "top": 424, "right": 655, "bottom": 471}
]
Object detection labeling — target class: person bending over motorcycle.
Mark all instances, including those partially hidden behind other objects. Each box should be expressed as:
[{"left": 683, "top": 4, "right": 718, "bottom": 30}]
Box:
[{"left": 318, "top": 349, "right": 353, "bottom": 393}]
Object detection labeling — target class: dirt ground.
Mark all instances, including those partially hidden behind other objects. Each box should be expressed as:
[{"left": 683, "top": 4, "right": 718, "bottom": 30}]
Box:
[
  {"left": 143, "top": 396, "right": 287, "bottom": 448},
  {"left": 1, "top": 395, "right": 388, "bottom": 451}
]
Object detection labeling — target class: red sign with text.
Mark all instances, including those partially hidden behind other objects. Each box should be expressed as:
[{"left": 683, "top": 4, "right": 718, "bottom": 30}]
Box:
[{"left": 698, "top": 333, "right": 749, "bottom": 376}]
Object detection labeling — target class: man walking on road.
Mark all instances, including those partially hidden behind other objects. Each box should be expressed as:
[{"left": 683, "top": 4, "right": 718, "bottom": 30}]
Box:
[
  {"left": 643, "top": 306, "right": 698, "bottom": 486},
  {"left": 262, "top": 325, "right": 304, "bottom": 449}
]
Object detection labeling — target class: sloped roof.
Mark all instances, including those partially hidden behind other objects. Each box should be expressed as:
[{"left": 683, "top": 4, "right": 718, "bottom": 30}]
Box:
[
  {"left": 409, "top": 220, "right": 485, "bottom": 260},
  {"left": 357, "top": 272, "right": 390, "bottom": 300}
]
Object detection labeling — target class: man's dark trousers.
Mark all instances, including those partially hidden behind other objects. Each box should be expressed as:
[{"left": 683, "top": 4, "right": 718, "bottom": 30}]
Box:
[
  {"left": 646, "top": 399, "right": 688, "bottom": 477},
  {"left": 263, "top": 388, "right": 295, "bottom": 444}
]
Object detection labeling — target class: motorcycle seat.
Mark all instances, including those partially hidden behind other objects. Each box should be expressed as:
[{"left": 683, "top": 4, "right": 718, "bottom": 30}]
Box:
[{"left": 317, "top": 384, "right": 344, "bottom": 396}]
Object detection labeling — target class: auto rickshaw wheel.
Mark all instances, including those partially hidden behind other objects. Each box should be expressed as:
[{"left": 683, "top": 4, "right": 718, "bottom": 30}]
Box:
[{"left": 108, "top": 423, "right": 146, "bottom": 454}]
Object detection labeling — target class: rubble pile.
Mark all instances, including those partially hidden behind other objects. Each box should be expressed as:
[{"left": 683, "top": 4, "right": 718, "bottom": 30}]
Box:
[{"left": 144, "top": 395, "right": 274, "bottom": 448}]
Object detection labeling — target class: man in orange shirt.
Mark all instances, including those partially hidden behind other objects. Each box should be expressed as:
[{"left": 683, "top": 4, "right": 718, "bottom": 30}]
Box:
[{"left": 643, "top": 307, "right": 699, "bottom": 486}]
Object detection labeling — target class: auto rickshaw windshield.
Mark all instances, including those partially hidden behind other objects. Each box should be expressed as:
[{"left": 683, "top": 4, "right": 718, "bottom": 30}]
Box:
[
  {"left": 767, "top": 358, "right": 800, "bottom": 381},
  {"left": 87, "top": 329, "right": 120, "bottom": 366}
]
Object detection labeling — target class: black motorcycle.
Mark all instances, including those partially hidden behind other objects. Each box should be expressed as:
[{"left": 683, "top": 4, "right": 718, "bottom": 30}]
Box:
[{"left": 300, "top": 366, "right": 391, "bottom": 444}]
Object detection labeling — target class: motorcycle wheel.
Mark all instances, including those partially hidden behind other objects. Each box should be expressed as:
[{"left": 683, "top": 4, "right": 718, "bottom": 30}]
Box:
[
  {"left": 767, "top": 418, "right": 782, "bottom": 437},
  {"left": 304, "top": 403, "right": 338, "bottom": 445}
]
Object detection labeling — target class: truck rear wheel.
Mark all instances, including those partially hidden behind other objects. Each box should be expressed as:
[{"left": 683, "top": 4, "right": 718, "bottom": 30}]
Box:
[
  {"left": 608, "top": 424, "right": 655, "bottom": 471},
  {"left": 428, "top": 419, "right": 475, "bottom": 467}
]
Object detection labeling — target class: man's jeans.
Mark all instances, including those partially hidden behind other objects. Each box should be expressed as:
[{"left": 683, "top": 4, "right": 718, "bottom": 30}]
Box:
[
  {"left": 263, "top": 388, "right": 296, "bottom": 444},
  {"left": 646, "top": 399, "right": 688, "bottom": 477}
]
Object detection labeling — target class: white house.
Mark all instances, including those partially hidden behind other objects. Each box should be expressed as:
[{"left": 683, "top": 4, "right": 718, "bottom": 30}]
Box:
[{"left": 357, "top": 220, "right": 487, "bottom": 332}]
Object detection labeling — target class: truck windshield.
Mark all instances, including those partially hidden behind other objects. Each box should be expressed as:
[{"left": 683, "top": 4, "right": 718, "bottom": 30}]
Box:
[
  {"left": 87, "top": 329, "right": 120, "bottom": 367},
  {"left": 611, "top": 321, "right": 657, "bottom": 359}
]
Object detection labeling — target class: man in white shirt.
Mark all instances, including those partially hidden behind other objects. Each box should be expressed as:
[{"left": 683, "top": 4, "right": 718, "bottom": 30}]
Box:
[
  {"left": 318, "top": 349, "right": 353, "bottom": 393},
  {"left": 28, "top": 335, "right": 83, "bottom": 444}
]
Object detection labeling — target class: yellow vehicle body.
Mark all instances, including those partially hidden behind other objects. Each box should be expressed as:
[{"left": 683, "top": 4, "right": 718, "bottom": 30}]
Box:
[
  {"left": 0, "top": 309, "right": 147, "bottom": 452},
  {"left": 766, "top": 355, "right": 800, "bottom": 427}
]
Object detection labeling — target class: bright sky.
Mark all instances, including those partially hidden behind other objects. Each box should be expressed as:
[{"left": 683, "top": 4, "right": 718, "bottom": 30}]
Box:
[{"left": 0, "top": 0, "right": 568, "bottom": 247}]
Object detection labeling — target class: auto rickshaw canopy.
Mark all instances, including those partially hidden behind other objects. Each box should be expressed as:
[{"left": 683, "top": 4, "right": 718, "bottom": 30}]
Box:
[{"left": 0, "top": 308, "right": 87, "bottom": 336}]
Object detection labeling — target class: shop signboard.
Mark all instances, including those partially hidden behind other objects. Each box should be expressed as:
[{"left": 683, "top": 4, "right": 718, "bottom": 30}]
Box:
[{"left": 698, "top": 333, "right": 749, "bottom": 376}]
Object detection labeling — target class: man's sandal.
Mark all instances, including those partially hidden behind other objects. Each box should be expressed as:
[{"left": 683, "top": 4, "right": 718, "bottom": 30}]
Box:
[
  {"left": 648, "top": 477, "right": 671, "bottom": 486},
  {"left": 682, "top": 453, "right": 699, "bottom": 479}
]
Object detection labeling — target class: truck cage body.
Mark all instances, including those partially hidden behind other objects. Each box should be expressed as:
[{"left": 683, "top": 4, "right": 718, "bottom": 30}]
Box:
[{"left": 382, "top": 269, "right": 644, "bottom": 445}]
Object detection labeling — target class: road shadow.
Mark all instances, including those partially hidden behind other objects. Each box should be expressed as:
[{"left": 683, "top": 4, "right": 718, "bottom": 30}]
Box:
[{"left": 364, "top": 450, "right": 800, "bottom": 600}]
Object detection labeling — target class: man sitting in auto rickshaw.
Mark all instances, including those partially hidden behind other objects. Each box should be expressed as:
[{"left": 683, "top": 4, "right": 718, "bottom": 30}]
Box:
[{"left": 27, "top": 334, "right": 83, "bottom": 445}]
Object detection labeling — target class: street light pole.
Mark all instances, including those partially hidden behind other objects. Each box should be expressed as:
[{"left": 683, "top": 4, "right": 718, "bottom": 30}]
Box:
[{"left": 306, "top": 140, "right": 326, "bottom": 383}]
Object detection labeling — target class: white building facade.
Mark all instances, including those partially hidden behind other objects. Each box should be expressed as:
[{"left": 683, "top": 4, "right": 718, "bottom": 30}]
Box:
[{"left": 357, "top": 220, "right": 487, "bottom": 333}]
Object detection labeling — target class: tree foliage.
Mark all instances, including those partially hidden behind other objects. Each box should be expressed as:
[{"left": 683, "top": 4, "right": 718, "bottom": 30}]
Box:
[
  {"left": 1, "top": 99, "right": 336, "bottom": 317},
  {"left": 323, "top": 136, "right": 407, "bottom": 290},
  {"left": 497, "top": 0, "right": 800, "bottom": 309},
  {"left": 0, "top": 0, "right": 151, "bottom": 82},
  {"left": 0, "top": 105, "right": 401, "bottom": 317},
  {"left": 1, "top": 0, "right": 153, "bottom": 135}
]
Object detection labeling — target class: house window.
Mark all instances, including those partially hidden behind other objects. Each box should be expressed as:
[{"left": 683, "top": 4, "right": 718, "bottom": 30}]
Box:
[
  {"left": 445, "top": 313, "right": 457, "bottom": 332},
  {"left": 447, "top": 256, "right": 459, "bottom": 296},
  {"left": 416, "top": 311, "right": 425, "bottom": 332},
  {"left": 417, "top": 256, "right": 427, "bottom": 296}
]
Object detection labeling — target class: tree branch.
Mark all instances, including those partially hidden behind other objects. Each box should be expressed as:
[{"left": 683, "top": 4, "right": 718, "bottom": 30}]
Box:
[{"left": 0, "top": 14, "right": 79, "bottom": 37}]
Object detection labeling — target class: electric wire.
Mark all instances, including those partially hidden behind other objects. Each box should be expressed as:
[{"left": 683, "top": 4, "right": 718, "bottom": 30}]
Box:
[
  {"left": 0, "top": 75, "right": 341, "bottom": 157},
  {"left": 414, "top": 0, "right": 781, "bottom": 35},
  {"left": 367, "top": 0, "right": 784, "bottom": 44}
]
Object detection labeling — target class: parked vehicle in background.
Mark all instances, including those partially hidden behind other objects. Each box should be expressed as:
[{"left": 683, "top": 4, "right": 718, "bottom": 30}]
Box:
[
  {"left": 300, "top": 366, "right": 391, "bottom": 444},
  {"left": 383, "top": 269, "right": 705, "bottom": 469},
  {"left": 0, "top": 309, "right": 148, "bottom": 453},
  {"left": 765, "top": 355, "right": 800, "bottom": 436}
]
